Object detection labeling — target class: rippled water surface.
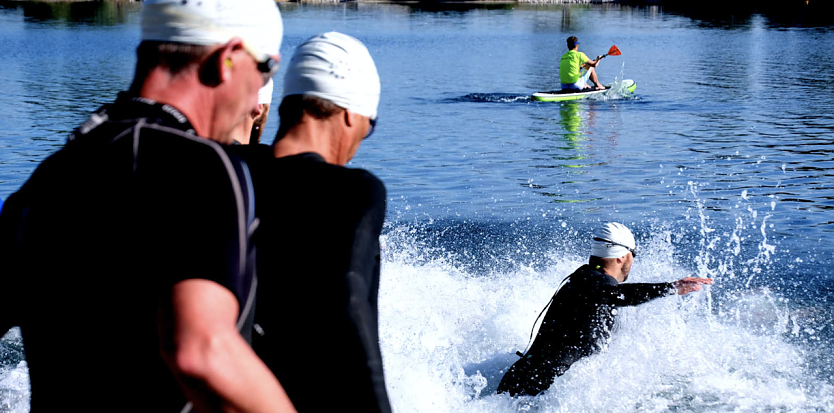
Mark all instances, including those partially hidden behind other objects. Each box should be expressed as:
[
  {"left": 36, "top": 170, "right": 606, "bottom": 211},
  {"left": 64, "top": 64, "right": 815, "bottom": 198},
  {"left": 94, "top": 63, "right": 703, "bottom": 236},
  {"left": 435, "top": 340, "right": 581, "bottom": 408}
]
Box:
[{"left": 1, "top": 2, "right": 833, "bottom": 412}]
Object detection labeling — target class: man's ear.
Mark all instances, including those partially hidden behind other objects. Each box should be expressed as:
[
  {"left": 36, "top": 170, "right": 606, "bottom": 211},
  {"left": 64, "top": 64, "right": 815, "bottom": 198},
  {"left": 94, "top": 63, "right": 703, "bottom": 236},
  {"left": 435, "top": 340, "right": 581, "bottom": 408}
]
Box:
[
  {"left": 343, "top": 109, "right": 355, "bottom": 128},
  {"left": 200, "top": 38, "right": 244, "bottom": 86},
  {"left": 251, "top": 103, "right": 265, "bottom": 118},
  {"left": 218, "top": 38, "right": 245, "bottom": 83}
]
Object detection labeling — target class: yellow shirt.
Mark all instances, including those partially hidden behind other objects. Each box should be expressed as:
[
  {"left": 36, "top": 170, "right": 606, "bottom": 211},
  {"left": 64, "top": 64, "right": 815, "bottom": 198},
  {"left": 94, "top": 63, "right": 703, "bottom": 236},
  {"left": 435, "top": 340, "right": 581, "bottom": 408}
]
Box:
[{"left": 559, "top": 50, "right": 589, "bottom": 84}]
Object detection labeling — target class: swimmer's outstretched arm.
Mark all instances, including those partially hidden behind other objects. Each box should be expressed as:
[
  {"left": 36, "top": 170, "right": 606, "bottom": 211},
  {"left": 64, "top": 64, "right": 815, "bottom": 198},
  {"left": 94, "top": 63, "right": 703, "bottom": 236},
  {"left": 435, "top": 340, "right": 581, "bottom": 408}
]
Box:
[
  {"left": 601, "top": 282, "right": 676, "bottom": 307},
  {"left": 599, "top": 277, "right": 713, "bottom": 307},
  {"left": 672, "top": 277, "right": 713, "bottom": 295}
]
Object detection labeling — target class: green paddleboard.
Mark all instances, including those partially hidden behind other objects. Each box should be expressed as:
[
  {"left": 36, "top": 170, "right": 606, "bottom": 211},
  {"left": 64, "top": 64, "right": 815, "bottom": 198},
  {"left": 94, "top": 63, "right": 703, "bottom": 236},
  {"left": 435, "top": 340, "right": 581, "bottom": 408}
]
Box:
[{"left": 532, "top": 79, "right": 636, "bottom": 102}]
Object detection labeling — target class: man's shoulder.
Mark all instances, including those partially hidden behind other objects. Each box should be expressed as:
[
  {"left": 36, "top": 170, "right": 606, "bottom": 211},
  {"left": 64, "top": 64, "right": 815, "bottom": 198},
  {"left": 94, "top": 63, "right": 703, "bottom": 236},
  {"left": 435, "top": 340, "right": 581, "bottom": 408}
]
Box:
[
  {"left": 241, "top": 151, "right": 386, "bottom": 225},
  {"left": 243, "top": 149, "right": 385, "bottom": 195},
  {"left": 285, "top": 157, "right": 385, "bottom": 208},
  {"left": 570, "top": 265, "right": 618, "bottom": 287},
  {"left": 69, "top": 100, "right": 232, "bottom": 165},
  {"left": 17, "top": 109, "right": 249, "bottom": 224}
]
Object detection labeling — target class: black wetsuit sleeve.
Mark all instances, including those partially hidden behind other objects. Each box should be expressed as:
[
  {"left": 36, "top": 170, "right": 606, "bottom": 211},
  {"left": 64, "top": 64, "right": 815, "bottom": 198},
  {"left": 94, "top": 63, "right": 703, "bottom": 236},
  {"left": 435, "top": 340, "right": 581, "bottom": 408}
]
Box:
[
  {"left": 0, "top": 151, "right": 64, "bottom": 335},
  {"left": 343, "top": 171, "right": 392, "bottom": 413},
  {"left": 598, "top": 279, "right": 675, "bottom": 307},
  {"left": 0, "top": 191, "right": 23, "bottom": 336}
]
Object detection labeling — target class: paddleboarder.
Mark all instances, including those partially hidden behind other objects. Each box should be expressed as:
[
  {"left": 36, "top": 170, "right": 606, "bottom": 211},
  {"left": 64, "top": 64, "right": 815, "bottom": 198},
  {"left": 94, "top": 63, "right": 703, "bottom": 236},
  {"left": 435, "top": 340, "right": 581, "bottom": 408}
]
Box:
[
  {"left": 560, "top": 36, "right": 605, "bottom": 91},
  {"left": 497, "top": 223, "right": 713, "bottom": 397}
]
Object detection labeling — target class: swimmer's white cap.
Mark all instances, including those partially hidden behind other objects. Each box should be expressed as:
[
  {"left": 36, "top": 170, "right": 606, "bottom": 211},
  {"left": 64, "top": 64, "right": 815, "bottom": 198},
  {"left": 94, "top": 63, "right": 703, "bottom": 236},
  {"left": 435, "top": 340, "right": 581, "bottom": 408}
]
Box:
[
  {"left": 591, "top": 222, "right": 636, "bottom": 259},
  {"left": 283, "top": 32, "right": 380, "bottom": 120},
  {"left": 258, "top": 79, "right": 274, "bottom": 105},
  {"left": 141, "top": 0, "right": 283, "bottom": 61}
]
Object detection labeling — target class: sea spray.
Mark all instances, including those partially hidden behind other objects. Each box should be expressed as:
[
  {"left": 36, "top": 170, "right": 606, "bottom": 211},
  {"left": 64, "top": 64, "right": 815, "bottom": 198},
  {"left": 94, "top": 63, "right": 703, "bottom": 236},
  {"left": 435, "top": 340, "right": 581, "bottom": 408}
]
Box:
[
  {"left": 0, "top": 329, "right": 28, "bottom": 413},
  {"left": 379, "top": 210, "right": 833, "bottom": 412}
]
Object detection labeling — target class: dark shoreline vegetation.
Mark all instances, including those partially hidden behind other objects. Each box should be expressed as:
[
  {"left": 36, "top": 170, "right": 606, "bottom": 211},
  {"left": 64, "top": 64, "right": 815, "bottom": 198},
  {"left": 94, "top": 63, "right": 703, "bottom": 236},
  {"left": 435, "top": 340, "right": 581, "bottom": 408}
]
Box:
[
  {"left": 619, "top": 0, "right": 834, "bottom": 28},
  {"left": 0, "top": 1, "right": 140, "bottom": 25},
  {"left": 2, "top": 0, "right": 834, "bottom": 29}
]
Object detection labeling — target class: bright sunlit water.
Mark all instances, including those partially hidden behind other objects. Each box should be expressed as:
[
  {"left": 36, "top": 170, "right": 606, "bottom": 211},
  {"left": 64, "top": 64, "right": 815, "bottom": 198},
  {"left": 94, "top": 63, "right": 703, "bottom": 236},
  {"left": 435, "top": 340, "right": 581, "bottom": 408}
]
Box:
[{"left": 1, "top": 2, "right": 833, "bottom": 412}]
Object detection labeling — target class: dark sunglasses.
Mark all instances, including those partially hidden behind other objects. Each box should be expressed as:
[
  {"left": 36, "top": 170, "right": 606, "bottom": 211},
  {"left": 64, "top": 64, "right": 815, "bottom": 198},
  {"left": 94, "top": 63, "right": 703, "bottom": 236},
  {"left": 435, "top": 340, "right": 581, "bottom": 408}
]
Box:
[
  {"left": 364, "top": 117, "right": 377, "bottom": 140},
  {"left": 256, "top": 56, "right": 279, "bottom": 86},
  {"left": 241, "top": 42, "right": 279, "bottom": 86},
  {"left": 593, "top": 237, "right": 637, "bottom": 259}
]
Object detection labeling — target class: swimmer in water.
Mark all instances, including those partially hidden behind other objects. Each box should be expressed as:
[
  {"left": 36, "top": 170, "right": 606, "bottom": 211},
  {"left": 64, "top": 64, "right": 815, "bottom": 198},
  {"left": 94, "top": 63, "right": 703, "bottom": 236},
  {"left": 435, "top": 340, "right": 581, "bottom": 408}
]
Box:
[{"left": 497, "top": 222, "right": 713, "bottom": 397}]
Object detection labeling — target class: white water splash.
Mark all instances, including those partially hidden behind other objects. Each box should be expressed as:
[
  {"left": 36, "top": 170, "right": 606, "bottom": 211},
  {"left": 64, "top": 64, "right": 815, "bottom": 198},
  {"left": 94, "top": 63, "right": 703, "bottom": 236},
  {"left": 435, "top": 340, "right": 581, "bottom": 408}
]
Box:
[
  {"left": 378, "top": 218, "right": 832, "bottom": 413},
  {"left": 0, "top": 328, "right": 29, "bottom": 413},
  {"left": 592, "top": 61, "right": 636, "bottom": 101}
]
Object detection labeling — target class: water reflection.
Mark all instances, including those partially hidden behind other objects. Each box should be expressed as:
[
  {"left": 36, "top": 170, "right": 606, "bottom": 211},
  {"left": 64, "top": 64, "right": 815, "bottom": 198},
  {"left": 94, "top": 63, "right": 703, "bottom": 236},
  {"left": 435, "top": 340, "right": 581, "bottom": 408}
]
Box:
[
  {"left": 621, "top": 1, "right": 834, "bottom": 29},
  {"left": 523, "top": 102, "right": 606, "bottom": 204},
  {"left": 0, "top": 1, "right": 139, "bottom": 195},
  {"left": 0, "top": 1, "right": 831, "bottom": 240},
  {"left": 557, "top": 102, "right": 592, "bottom": 157}
]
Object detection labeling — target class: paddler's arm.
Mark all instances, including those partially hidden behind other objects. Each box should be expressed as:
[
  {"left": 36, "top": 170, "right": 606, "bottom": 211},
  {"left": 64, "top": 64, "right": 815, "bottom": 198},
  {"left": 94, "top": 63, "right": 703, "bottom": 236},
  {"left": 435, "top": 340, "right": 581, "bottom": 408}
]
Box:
[
  {"left": 159, "top": 279, "right": 297, "bottom": 413},
  {"left": 582, "top": 56, "right": 603, "bottom": 69}
]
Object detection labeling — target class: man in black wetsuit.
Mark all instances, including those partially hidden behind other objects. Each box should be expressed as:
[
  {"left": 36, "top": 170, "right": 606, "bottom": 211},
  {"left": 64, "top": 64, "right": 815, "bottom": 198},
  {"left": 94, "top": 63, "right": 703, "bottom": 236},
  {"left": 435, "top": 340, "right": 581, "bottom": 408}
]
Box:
[
  {"left": 0, "top": 1, "right": 295, "bottom": 411},
  {"left": 497, "top": 222, "right": 713, "bottom": 397},
  {"left": 230, "top": 32, "right": 392, "bottom": 413}
]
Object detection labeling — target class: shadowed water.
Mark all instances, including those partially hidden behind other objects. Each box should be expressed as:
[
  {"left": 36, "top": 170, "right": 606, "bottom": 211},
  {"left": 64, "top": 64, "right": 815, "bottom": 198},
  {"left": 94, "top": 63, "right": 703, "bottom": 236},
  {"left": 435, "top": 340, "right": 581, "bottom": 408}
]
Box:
[{"left": 1, "top": 2, "right": 833, "bottom": 412}]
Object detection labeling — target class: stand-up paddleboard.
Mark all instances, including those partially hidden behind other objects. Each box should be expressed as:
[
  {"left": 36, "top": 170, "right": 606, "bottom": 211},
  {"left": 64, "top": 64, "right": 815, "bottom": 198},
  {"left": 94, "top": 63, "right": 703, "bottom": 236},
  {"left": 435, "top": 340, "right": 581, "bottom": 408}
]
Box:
[{"left": 532, "top": 79, "right": 636, "bottom": 102}]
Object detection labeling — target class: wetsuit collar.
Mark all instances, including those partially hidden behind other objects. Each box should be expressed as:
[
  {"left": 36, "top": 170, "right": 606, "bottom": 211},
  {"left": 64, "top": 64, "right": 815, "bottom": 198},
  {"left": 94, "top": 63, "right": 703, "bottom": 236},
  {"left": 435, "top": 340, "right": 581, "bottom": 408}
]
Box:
[
  {"left": 592, "top": 264, "right": 614, "bottom": 277},
  {"left": 71, "top": 92, "right": 197, "bottom": 141},
  {"left": 289, "top": 152, "right": 327, "bottom": 163},
  {"left": 117, "top": 93, "right": 197, "bottom": 134}
]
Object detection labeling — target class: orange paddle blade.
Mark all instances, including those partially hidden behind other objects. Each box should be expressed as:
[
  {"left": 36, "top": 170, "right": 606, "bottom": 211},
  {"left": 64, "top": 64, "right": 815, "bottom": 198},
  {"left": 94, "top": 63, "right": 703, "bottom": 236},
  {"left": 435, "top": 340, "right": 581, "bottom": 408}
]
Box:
[{"left": 607, "top": 45, "right": 622, "bottom": 56}]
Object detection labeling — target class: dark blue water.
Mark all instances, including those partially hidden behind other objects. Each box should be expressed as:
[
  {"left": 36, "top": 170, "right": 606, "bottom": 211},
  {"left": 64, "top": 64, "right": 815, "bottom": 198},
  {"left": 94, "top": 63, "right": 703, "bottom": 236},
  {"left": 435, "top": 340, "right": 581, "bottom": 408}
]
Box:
[{"left": 1, "top": 3, "right": 833, "bottom": 412}]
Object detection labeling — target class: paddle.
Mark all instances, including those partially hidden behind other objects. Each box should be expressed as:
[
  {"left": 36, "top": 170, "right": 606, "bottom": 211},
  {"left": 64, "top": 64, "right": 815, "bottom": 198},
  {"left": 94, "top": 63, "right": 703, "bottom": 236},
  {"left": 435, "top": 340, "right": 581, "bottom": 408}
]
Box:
[{"left": 599, "top": 45, "right": 621, "bottom": 59}]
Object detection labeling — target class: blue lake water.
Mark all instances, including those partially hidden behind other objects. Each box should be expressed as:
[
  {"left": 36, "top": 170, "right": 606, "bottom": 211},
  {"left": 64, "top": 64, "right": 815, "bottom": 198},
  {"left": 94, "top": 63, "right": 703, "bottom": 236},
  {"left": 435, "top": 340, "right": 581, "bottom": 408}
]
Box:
[{"left": 1, "top": 2, "right": 833, "bottom": 412}]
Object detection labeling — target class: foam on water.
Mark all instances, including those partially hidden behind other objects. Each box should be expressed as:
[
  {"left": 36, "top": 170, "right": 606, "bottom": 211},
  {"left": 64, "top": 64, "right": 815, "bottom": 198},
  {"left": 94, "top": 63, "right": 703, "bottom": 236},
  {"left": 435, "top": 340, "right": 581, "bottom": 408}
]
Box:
[
  {"left": 2, "top": 189, "right": 832, "bottom": 411},
  {"left": 583, "top": 62, "right": 636, "bottom": 102},
  {"left": 455, "top": 93, "right": 533, "bottom": 104},
  {"left": 0, "top": 328, "right": 28, "bottom": 413},
  {"left": 378, "top": 199, "right": 834, "bottom": 412},
  {"left": 451, "top": 64, "right": 637, "bottom": 105}
]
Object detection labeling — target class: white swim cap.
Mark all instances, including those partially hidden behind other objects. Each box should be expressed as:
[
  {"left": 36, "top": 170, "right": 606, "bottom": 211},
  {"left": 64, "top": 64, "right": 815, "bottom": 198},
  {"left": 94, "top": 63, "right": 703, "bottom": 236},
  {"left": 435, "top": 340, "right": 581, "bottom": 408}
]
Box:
[
  {"left": 591, "top": 222, "right": 636, "bottom": 259},
  {"left": 141, "top": 0, "right": 283, "bottom": 61},
  {"left": 258, "top": 79, "right": 274, "bottom": 105},
  {"left": 283, "top": 32, "right": 380, "bottom": 120}
]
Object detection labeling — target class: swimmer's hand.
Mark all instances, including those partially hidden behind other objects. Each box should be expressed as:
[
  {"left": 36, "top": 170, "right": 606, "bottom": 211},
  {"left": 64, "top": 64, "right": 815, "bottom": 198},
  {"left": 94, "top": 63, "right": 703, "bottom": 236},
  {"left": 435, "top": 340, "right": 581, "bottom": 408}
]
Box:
[{"left": 673, "top": 277, "right": 713, "bottom": 295}]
